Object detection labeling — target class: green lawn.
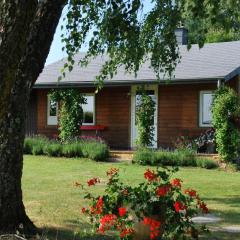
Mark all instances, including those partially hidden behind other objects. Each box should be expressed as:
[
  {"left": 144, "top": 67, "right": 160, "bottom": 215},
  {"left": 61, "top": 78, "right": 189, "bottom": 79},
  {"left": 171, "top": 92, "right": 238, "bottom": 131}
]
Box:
[{"left": 23, "top": 155, "right": 240, "bottom": 239}]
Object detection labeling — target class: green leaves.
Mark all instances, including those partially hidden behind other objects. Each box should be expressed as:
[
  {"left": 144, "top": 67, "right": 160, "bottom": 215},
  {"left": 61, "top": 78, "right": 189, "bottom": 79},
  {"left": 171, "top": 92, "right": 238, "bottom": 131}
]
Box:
[
  {"left": 61, "top": 0, "right": 182, "bottom": 88},
  {"left": 49, "top": 89, "right": 86, "bottom": 141},
  {"left": 212, "top": 87, "right": 240, "bottom": 161},
  {"left": 135, "top": 87, "right": 156, "bottom": 147}
]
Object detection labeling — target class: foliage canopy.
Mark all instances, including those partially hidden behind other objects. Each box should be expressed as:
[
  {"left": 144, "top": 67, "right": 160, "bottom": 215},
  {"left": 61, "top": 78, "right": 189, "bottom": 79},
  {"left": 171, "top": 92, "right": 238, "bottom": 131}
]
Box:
[{"left": 60, "top": 0, "right": 240, "bottom": 88}]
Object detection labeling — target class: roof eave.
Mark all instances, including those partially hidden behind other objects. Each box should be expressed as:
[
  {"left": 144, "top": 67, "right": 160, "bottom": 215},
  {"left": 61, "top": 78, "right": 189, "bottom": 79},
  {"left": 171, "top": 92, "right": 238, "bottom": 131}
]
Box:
[
  {"left": 224, "top": 67, "right": 240, "bottom": 81},
  {"left": 33, "top": 77, "right": 221, "bottom": 89}
]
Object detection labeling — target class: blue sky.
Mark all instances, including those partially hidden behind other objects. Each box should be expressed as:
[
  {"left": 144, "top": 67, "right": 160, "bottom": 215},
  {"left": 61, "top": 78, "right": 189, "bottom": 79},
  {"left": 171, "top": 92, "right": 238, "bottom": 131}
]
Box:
[{"left": 46, "top": 2, "right": 154, "bottom": 65}]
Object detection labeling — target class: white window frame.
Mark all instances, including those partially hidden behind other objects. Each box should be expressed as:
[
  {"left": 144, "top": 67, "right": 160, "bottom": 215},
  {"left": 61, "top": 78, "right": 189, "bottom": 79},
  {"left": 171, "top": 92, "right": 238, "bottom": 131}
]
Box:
[
  {"left": 199, "top": 90, "right": 213, "bottom": 127},
  {"left": 47, "top": 96, "right": 58, "bottom": 126},
  {"left": 82, "top": 94, "right": 96, "bottom": 126}
]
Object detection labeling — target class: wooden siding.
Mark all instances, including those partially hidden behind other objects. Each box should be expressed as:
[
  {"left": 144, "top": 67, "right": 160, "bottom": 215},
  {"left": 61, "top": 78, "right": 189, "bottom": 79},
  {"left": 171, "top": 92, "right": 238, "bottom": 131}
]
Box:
[
  {"left": 96, "top": 87, "right": 130, "bottom": 148},
  {"left": 226, "top": 76, "right": 239, "bottom": 93},
  {"left": 36, "top": 89, "right": 58, "bottom": 137},
  {"left": 36, "top": 87, "right": 131, "bottom": 148},
  {"left": 158, "top": 83, "right": 217, "bottom": 147},
  {"left": 34, "top": 79, "right": 239, "bottom": 149}
]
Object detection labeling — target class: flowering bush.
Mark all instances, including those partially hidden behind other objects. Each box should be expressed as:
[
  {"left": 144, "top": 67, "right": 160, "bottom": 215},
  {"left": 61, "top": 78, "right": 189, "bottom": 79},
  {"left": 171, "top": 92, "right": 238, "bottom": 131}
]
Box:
[
  {"left": 78, "top": 167, "right": 209, "bottom": 239},
  {"left": 174, "top": 135, "right": 197, "bottom": 151},
  {"left": 194, "top": 128, "right": 216, "bottom": 153}
]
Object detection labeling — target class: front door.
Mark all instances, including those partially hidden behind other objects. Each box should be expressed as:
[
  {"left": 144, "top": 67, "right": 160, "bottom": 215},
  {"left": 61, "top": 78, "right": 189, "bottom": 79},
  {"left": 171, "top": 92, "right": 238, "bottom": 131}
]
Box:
[{"left": 131, "top": 85, "right": 158, "bottom": 148}]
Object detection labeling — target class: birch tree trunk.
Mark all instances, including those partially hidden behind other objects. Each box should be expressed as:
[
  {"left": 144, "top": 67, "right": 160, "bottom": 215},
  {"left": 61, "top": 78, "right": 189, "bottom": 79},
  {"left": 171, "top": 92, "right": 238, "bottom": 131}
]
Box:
[{"left": 0, "top": 0, "right": 66, "bottom": 233}]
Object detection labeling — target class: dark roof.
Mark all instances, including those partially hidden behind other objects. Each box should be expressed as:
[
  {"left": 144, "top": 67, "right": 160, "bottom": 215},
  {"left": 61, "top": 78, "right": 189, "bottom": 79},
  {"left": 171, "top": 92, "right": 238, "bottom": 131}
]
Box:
[{"left": 35, "top": 41, "right": 240, "bottom": 88}]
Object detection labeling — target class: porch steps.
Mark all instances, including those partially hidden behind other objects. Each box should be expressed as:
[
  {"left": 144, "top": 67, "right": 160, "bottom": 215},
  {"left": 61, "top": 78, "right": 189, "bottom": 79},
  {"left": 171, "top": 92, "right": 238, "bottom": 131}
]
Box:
[
  {"left": 197, "top": 153, "right": 219, "bottom": 160},
  {"left": 109, "top": 150, "right": 134, "bottom": 161},
  {"left": 109, "top": 151, "right": 219, "bottom": 162}
]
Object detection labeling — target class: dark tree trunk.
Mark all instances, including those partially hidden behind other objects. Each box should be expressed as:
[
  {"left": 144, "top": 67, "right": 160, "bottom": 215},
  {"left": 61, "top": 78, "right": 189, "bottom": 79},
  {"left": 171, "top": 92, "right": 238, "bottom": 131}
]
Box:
[{"left": 0, "top": 0, "right": 66, "bottom": 234}]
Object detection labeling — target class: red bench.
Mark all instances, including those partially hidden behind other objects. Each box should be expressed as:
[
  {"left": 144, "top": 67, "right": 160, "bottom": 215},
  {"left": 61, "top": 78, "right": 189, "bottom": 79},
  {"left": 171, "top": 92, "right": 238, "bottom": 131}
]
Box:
[{"left": 80, "top": 125, "right": 107, "bottom": 135}]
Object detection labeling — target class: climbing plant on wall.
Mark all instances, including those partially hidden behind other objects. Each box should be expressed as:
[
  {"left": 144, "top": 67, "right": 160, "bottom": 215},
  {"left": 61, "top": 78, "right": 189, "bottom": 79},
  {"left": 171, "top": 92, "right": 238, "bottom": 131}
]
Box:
[
  {"left": 135, "top": 87, "right": 156, "bottom": 147},
  {"left": 49, "top": 89, "right": 86, "bottom": 141},
  {"left": 212, "top": 86, "right": 240, "bottom": 162}
]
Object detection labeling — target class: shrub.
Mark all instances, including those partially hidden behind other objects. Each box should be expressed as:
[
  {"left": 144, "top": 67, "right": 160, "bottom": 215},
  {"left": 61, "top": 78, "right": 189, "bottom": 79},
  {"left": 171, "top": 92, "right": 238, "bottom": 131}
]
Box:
[
  {"left": 155, "top": 150, "right": 178, "bottom": 166},
  {"left": 133, "top": 149, "right": 197, "bottom": 167},
  {"left": 212, "top": 87, "right": 240, "bottom": 161},
  {"left": 62, "top": 142, "right": 83, "bottom": 158},
  {"left": 196, "top": 157, "right": 218, "bottom": 169},
  {"left": 23, "top": 136, "right": 110, "bottom": 161},
  {"left": 132, "top": 148, "right": 156, "bottom": 165},
  {"left": 24, "top": 136, "right": 49, "bottom": 155},
  {"left": 133, "top": 148, "right": 219, "bottom": 169},
  {"left": 177, "top": 149, "right": 197, "bottom": 166},
  {"left": 80, "top": 168, "right": 209, "bottom": 239},
  {"left": 43, "top": 142, "right": 63, "bottom": 157},
  {"left": 32, "top": 144, "right": 44, "bottom": 155},
  {"left": 81, "top": 140, "right": 109, "bottom": 161}
]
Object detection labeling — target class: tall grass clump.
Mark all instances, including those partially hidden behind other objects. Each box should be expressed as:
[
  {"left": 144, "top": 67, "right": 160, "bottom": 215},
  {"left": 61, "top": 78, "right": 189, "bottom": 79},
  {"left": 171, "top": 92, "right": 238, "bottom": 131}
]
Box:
[
  {"left": 81, "top": 140, "right": 109, "bottom": 161},
  {"left": 43, "top": 142, "right": 63, "bottom": 157},
  {"left": 24, "top": 136, "right": 49, "bottom": 155},
  {"left": 62, "top": 141, "right": 83, "bottom": 158},
  {"left": 196, "top": 157, "right": 218, "bottom": 169},
  {"left": 24, "top": 136, "right": 110, "bottom": 161},
  {"left": 133, "top": 148, "right": 218, "bottom": 169}
]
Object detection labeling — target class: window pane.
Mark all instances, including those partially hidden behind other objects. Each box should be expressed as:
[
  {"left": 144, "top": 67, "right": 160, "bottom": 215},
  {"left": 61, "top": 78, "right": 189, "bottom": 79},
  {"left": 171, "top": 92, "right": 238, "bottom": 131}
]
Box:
[
  {"left": 82, "top": 95, "right": 94, "bottom": 124},
  {"left": 49, "top": 100, "right": 57, "bottom": 116},
  {"left": 47, "top": 97, "right": 58, "bottom": 125},
  {"left": 202, "top": 93, "right": 213, "bottom": 124}
]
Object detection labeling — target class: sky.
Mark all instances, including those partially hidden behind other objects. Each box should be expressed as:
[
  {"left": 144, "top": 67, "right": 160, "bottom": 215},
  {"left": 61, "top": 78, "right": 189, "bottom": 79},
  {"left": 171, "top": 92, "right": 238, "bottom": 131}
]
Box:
[{"left": 45, "top": 2, "right": 154, "bottom": 66}]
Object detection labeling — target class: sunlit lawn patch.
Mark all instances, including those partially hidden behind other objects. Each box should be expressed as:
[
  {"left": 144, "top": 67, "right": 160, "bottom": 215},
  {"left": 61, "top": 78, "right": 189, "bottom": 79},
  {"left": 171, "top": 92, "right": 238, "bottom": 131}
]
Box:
[{"left": 23, "top": 155, "right": 240, "bottom": 239}]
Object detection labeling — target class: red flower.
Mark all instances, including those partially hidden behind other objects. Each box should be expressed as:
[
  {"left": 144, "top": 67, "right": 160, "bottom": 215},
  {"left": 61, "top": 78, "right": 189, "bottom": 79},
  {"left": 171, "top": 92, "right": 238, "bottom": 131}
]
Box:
[
  {"left": 120, "top": 228, "right": 134, "bottom": 238},
  {"left": 118, "top": 207, "right": 127, "bottom": 217},
  {"left": 174, "top": 201, "right": 187, "bottom": 212},
  {"left": 184, "top": 188, "right": 197, "bottom": 198},
  {"left": 87, "top": 177, "right": 100, "bottom": 186},
  {"left": 171, "top": 178, "right": 182, "bottom": 188},
  {"left": 90, "top": 196, "right": 104, "bottom": 214},
  {"left": 107, "top": 168, "right": 119, "bottom": 176},
  {"left": 156, "top": 185, "right": 170, "bottom": 197},
  {"left": 81, "top": 207, "right": 86, "bottom": 214},
  {"left": 198, "top": 201, "right": 209, "bottom": 214},
  {"left": 144, "top": 169, "right": 158, "bottom": 182},
  {"left": 95, "top": 196, "right": 104, "bottom": 214},
  {"left": 98, "top": 214, "right": 117, "bottom": 234},
  {"left": 143, "top": 217, "right": 161, "bottom": 239}
]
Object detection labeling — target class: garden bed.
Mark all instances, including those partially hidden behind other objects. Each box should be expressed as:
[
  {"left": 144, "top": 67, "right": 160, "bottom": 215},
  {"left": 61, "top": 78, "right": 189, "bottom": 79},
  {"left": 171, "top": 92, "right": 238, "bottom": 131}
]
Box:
[
  {"left": 24, "top": 136, "right": 109, "bottom": 161},
  {"left": 132, "top": 148, "right": 219, "bottom": 169}
]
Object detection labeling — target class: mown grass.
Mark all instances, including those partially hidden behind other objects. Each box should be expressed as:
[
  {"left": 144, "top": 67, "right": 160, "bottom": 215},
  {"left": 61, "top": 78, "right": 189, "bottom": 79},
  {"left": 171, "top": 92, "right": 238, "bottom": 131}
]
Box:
[{"left": 22, "top": 155, "right": 240, "bottom": 239}]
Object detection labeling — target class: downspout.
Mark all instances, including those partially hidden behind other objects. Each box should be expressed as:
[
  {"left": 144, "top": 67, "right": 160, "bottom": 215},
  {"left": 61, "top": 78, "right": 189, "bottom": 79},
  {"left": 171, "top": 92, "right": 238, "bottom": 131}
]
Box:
[{"left": 217, "top": 79, "right": 224, "bottom": 89}]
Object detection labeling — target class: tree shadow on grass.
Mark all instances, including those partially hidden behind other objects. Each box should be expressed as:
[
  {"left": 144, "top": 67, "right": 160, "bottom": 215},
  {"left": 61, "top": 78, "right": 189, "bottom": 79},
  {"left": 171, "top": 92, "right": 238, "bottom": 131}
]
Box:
[
  {"left": 200, "top": 231, "right": 240, "bottom": 240},
  {"left": 38, "top": 223, "right": 114, "bottom": 240},
  {"left": 204, "top": 196, "right": 240, "bottom": 208},
  {"left": 204, "top": 196, "right": 240, "bottom": 225}
]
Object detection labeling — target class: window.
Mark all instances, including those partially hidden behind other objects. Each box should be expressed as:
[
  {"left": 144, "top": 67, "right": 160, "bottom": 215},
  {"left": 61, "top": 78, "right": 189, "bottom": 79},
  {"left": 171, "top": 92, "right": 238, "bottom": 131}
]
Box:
[
  {"left": 82, "top": 95, "right": 95, "bottom": 125},
  {"left": 47, "top": 96, "right": 58, "bottom": 125},
  {"left": 199, "top": 91, "right": 214, "bottom": 127}
]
